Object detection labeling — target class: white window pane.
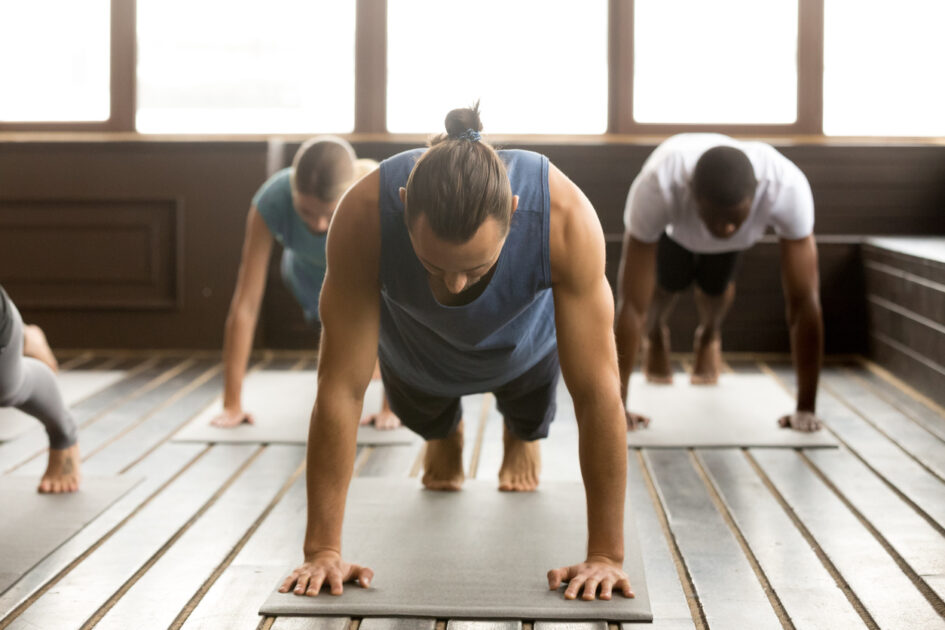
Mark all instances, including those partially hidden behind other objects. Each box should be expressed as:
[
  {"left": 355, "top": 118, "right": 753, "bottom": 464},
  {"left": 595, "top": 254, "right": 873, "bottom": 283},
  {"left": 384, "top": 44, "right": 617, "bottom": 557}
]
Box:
[
  {"left": 136, "top": 0, "right": 354, "bottom": 133},
  {"left": 387, "top": 0, "right": 607, "bottom": 134},
  {"left": 633, "top": 0, "right": 798, "bottom": 124},
  {"left": 0, "top": 0, "right": 110, "bottom": 122},
  {"left": 824, "top": 0, "right": 945, "bottom": 136}
]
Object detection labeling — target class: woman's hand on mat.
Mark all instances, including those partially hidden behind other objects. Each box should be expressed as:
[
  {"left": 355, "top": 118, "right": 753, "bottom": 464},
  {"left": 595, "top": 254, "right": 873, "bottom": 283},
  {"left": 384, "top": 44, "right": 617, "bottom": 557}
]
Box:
[
  {"left": 279, "top": 551, "right": 374, "bottom": 597},
  {"left": 778, "top": 410, "right": 822, "bottom": 432},
  {"left": 547, "top": 555, "right": 634, "bottom": 601},
  {"left": 210, "top": 407, "right": 254, "bottom": 428},
  {"left": 359, "top": 409, "right": 402, "bottom": 430},
  {"left": 625, "top": 410, "right": 651, "bottom": 431}
]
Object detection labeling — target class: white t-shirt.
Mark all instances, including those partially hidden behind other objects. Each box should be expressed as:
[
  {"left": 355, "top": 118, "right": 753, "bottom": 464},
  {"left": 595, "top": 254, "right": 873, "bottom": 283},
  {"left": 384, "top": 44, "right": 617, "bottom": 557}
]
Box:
[{"left": 624, "top": 134, "right": 815, "bottom": 253}]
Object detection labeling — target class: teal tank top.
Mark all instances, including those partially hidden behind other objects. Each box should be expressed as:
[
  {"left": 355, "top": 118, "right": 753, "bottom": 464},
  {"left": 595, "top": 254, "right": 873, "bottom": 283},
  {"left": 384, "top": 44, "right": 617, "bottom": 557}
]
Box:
[{"left": 377, "top": 148, "right": 557, "bottom": 397}]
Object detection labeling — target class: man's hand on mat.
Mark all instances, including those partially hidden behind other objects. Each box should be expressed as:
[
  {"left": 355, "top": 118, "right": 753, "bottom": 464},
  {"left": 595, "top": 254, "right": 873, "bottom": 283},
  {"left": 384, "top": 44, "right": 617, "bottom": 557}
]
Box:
[
  {"left": 210, "top": 407, "right": 254, "bottom": 428},
  {"left": 279, "top": 551, "right": 374, "bottom": 597},
  {"left": 547, "top": 556, "right": 634, "bottom": 601},
  {"left": 359, "top": 409, "right": 402, "bottom": 430},
  {"left": 778, "top": 410, "right": 823, "bottom": 432},
  {"left": 625, "top": 410, "right": 651, "bottom": 431}
]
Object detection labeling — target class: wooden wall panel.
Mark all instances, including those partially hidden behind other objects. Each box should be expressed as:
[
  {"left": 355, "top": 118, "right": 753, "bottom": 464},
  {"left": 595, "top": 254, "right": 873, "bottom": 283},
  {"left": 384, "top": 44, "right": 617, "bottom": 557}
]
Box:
[
  {"left": 0, "top": 141, "right": 267, "bottom": 349},
  {"left": 0, "top": 199, "right": 180, "bottom": 308},
  {"left": 0, "top": 139, "right": 941, "bottom": 352}
]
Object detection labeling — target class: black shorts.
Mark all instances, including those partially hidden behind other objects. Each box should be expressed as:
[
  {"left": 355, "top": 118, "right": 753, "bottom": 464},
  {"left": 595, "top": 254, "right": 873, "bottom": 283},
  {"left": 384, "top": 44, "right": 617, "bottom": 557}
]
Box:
[
  {"left": 379, "top": 349, "right": 560, "bottom": 442},
  {"left": 656, "top": 233, "right": 741, "bottom": 296}
]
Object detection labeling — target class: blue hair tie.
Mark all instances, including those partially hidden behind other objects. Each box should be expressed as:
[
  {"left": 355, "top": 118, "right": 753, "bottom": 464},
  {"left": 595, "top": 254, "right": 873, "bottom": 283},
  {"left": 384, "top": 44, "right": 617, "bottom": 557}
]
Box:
[{"left": 457, "top": 128, "right": 481, "bottom": 142}]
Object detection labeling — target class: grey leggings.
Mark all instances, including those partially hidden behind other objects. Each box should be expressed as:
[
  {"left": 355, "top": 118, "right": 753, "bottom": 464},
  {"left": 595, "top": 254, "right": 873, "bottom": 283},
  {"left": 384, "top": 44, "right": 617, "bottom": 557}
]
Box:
[{"left": 0, "top": 301, "right": 77, "bottom": 450}]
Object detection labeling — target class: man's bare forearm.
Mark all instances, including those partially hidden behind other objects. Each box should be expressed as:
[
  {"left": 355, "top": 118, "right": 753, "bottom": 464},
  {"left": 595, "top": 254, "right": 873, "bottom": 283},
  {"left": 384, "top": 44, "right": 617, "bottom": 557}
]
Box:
[
  {"left": 302, "top": 385, "right": 362, "bottom": 557},
  {"left": 574, "top": 391, "right": 627, "bottom": 562},
  {"left": 789, "top": 297, "right": 823, "bottom": 413}
]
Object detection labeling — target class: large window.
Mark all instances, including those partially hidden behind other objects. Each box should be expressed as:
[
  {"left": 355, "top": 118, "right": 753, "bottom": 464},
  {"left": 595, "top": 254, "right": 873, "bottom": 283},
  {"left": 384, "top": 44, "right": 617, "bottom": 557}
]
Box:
[
  {"left": 823, "top": 0, "right": 945, "bottom": 136},
  {"left": 386, "top": 0, "right": 608, "bottom": 134},
  {"left": 136, "top": 0, "right": 355, "bottom": 133},
  {"left": 1, "top": 1, "right": 943, "bottom": 138},
  {"left": 0, "top": 0, "right": 111, "bottom": 122},
  {"left": 633, "top": 0, "right": 798, "bottom": 125}
]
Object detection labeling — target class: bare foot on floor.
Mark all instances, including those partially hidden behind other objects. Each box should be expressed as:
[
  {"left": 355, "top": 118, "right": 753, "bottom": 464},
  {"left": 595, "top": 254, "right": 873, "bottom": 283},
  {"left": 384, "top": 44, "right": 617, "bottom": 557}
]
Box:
[
  {"left": 39, "top": 444, "right": 81, "bottom": 493},
  {"left": 23, "top": 324, "right": 59, "bottom": 373},
  {"left": 691, "top": 326, "right": 721, "bottom": 385},
  {"left": 498, "top": 426, "right": 541, "bottom": 492},
  {"left": 643, "top": 326, "right": 673, "bottom": 384},
  {"left": 422, "top": 421, "right": 464, "bottom": 491}
]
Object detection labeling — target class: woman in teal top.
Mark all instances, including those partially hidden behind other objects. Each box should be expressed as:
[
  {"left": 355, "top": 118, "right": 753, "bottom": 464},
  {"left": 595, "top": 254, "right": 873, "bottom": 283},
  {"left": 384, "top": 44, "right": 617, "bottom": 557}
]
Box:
[{"left": 211, "top": 137, "right": 400, "bottom": 430}]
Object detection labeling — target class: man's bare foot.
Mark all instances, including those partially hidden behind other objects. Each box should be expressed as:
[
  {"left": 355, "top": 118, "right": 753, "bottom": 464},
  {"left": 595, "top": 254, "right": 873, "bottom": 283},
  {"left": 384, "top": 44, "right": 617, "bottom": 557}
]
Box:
[
  {"left": 498, "top": 426, "right": 541, "bottom": 492},
  {"left": 422, "top": 421, "right": 464, "bottom": 491},
  {"left": 39, "top": 444, "right": 81, "bottom": 493},
  {"left": 643, "top": 326, "right": 673, "bottom": 384},
  {"left": 778, "top": 411, "right": 823, "bottom": 432},
  {"left": 23, "top": 324, "right": 59, "bottom": 373},
  {"left": 691, "top": 326, "right": 721, "bottom": 385}
]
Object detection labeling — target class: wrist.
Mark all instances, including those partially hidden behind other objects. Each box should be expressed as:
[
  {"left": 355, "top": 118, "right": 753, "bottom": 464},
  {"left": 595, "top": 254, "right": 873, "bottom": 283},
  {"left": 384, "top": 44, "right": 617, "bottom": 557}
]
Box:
[
  {"left": 586, "top": 551, "right": 624, "bottom": 566},
  {"left": 303, "top": 546, "right": 341, "bottom": 562}
]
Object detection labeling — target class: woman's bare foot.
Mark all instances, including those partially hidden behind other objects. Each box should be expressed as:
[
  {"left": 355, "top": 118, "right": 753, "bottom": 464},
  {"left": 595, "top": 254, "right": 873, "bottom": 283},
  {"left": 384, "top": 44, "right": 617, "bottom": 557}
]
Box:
[
  {"left": 691, "top": 326, "right": 721, "bottom": 385},
  {"left": 643, "top": 326, "right": 673, "bottom": 384},
  {"left": 498, "top": 426, "right": 541, "bottom": 492},
  {"left": 39, "top": 444, "right": 81, "bottom": 493},
  {"left": 23, "top": 324, "right": 59, "bottom": 373},
  {"left": 422, "top": 421, "right": 464, "bottom": 491}
]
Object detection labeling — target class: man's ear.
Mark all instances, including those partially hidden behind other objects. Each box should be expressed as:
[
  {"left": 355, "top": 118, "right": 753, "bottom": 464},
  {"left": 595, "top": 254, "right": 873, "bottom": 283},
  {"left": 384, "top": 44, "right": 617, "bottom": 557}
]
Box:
[
  {"left": 511, "top": 195, "right": 519, "bottom": 216},
  {"left": 399, "top": 187, "right": 407, "bottom": 205}
]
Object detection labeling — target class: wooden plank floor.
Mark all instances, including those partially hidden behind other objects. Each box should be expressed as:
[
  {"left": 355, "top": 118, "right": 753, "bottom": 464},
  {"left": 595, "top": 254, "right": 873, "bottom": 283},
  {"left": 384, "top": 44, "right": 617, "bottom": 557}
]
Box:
[{"left": 1, "top": 352, "right": 944, "bottom": 629}]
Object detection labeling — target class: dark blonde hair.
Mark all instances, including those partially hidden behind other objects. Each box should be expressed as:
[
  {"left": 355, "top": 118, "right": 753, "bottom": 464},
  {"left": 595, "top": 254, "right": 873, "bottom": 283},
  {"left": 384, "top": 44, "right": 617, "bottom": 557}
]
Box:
[
  {"left": 404, "top": 103, "right": 513, "bottom": 243},
  {"left": 290, "top": 136, "right": 357, "bottom": 202}
]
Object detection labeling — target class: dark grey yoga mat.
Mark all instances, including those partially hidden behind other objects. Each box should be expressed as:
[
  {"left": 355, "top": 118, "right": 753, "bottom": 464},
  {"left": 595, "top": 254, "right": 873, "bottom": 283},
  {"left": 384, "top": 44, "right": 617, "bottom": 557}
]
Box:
[
  {"left": 172, "top": 371, "right": 418, "bottom": 446},
  {"left": 260, "top": 479, "right": 652, "bottom": 621},
  {"left": 626, "top": 374, "right": 838, "bottom": 448},
  {"left": 0, "top": 475, "right": 141, "bottom": 594}
]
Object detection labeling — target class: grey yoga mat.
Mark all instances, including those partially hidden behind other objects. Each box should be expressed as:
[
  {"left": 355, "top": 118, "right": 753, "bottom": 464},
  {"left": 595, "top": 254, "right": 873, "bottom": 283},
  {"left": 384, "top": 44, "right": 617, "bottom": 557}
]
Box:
[
  {"left": 172, "top": 371, "right": 418, "bottom": 446},
  {"left": 0, "top": 370, "right": 127, "bottom": 442},
  {"left": 260, "top": 479, "right": 652, "bottom": 622},
  {"left": 625, "top": 373, "right": 838, "bottom": 448},
  {"left": 0, "top": 475, "right": 141, "bottom": 595}
]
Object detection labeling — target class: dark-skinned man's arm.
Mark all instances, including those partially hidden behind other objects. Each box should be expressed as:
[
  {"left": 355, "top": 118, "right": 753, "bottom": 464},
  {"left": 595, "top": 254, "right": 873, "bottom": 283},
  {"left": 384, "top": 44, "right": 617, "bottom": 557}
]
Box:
[{"left": 778, "top": 234, "right": 824, "bottom": 431}]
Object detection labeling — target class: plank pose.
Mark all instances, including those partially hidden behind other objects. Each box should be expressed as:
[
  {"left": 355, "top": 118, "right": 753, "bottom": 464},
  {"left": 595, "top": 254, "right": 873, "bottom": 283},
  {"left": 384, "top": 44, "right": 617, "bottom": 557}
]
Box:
[
  {"left": 0, "top": 285, "right": 80, "bottom": 492},
  {"left": 615, "top": 133, "right": 824, "bottom": 431},
  {"left": 213, "top": 137, "right": 399, "bottom": 430},
  {"left": 280, "top": 106, "right": 632, "bottom": 601}
]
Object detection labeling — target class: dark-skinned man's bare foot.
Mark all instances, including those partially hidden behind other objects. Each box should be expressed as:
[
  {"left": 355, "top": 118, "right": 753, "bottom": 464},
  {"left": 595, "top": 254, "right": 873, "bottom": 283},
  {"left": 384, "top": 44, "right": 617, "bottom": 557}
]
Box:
[
  {"left": 421, "top": 420, "right": 464, "bottom": 491},
  {"left": 691, "top": 325, "right": 721, "bottom": 385},
  {"left": 643, "top": 325, "right": 673, "bottom": 384},
  {"left": 38, "top": 444, "right": 81, "bottom": 493},
  {"left": 498, "top": 426, "right": 541, "bottom": 491},
  {"left": 23, "top": 324, "right": 59, "bottom": 373}
]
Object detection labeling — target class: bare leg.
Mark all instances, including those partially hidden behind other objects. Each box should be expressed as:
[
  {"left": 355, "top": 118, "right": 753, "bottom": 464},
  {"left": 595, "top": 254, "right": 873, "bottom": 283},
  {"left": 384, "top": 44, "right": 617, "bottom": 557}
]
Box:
[
  {"left": 498, "top": 425, "right": 541, "bottom": 492},
  {"left": 692, "top": 283, "right": 736, "bottom": 385},
  {"left": 421, "top": 420, "right": 465, "bottom": 491},
  {"left": 643, "top": 287, "right": 678, "bottom": 383},
  {"left": 23, "top": 324, "right": 59, "bottom": 373}
]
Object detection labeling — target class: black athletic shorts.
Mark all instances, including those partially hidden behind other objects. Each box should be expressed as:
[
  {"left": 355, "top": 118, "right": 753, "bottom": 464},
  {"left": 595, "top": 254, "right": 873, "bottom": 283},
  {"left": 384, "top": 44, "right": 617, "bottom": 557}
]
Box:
[
  {"left": 656, "top": 233, "right": 741, "bottom": 296},
  {"left": 379, "top": 349, "right": 560, "bottom": 441}
]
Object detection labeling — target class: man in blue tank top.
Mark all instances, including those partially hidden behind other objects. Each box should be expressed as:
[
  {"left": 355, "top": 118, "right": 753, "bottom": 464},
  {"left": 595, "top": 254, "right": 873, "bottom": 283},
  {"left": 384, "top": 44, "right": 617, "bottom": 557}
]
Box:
[{"left": 280, "top": 106, "right": 633, "bottom": 602}]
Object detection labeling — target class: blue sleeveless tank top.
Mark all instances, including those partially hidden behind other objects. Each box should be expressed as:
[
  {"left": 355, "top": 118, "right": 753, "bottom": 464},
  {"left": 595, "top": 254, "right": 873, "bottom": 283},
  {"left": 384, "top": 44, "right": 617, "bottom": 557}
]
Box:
[{"left": 377, "top": 148, "right": 557, "bottom": 397}]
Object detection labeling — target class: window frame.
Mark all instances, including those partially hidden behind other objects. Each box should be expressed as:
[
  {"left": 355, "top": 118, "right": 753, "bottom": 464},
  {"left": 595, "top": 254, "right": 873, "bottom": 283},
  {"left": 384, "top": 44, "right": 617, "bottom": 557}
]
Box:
[{"left": 0, "top": 0, "right": 831, "bottom": 138}]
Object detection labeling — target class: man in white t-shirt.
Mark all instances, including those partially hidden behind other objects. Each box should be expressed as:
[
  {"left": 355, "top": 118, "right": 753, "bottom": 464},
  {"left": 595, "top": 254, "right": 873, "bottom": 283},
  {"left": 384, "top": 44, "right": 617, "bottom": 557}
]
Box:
[{"left": 615, "top": 134, "right": 824, "bottom": 432}]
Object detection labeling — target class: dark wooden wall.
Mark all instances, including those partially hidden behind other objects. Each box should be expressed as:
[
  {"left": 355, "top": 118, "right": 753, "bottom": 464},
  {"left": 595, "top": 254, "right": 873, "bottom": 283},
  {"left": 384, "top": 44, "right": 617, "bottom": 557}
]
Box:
[{"left": 1, "top": 139, "right": 943, "bottom": 353}]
